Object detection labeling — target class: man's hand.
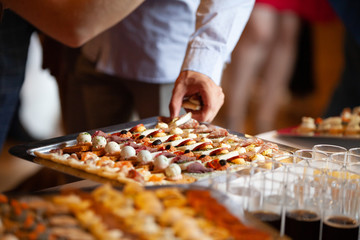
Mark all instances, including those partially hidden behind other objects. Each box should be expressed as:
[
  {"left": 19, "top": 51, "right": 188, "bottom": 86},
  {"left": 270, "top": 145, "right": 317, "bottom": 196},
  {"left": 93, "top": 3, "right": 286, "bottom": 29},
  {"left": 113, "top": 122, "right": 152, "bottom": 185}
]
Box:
[{"left": 169, "top": 70, "right": 224, "bottom": 123}]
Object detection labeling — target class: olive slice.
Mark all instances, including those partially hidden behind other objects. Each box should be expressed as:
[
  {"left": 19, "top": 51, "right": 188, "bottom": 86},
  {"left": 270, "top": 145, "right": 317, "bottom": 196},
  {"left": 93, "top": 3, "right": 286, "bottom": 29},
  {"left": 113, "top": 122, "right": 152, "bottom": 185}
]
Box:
[
  {"left": 120, "top": 130, "right": 128, "bottom": 135},
  {"left": 219, "top": 159, "right": 227, "bottom": 166},
  {"left": 152, "top": 139, "right": 162, "bottom": 146}
]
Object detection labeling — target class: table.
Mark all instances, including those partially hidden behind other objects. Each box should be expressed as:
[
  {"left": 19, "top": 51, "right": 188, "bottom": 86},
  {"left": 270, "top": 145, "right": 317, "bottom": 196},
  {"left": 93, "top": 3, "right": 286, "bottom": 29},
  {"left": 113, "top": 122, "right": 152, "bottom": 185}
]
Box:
[
  {"left": 256, "top": 130, "right": 360, "bottom": 150},
  {"left": 36, "top": 130, "right": 356, "bottom": 240},
  {"left": 41, "top": 130, "right": 358, "bottom": 192}
]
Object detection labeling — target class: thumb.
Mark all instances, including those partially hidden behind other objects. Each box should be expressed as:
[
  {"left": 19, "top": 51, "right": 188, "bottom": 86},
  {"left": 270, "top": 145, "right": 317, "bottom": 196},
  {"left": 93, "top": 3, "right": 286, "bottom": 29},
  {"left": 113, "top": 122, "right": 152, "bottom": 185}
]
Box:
[{"left": 169, "top": 88, "right": 184, "bottom": 118}]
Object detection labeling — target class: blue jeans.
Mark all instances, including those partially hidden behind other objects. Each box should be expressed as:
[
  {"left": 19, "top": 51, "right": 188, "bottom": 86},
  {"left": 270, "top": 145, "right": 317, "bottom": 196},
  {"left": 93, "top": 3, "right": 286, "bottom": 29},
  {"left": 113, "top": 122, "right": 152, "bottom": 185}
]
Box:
[{"left": 0, "top": 10, "right": 34, "bottom": 152}]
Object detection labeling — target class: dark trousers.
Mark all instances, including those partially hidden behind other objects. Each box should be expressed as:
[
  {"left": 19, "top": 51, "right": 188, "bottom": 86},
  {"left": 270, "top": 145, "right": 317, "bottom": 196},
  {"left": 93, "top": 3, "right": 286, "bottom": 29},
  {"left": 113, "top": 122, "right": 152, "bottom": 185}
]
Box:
[
  {"left": 60, "top": 54, "right": 176, "bottom": 134},
  {"left": 324, "top": 31, "right": 360, "bottom": 117}
]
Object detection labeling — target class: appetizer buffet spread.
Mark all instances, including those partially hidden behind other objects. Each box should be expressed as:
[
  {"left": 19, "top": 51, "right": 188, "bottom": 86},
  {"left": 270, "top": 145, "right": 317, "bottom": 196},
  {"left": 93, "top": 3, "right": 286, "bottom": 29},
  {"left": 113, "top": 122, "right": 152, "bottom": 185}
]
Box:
[
  {"left": 0, "top": 184, "right": 271, "bottom": 240},
  {"left": 296, "top": 106, "right": 360, "bottom": 137},
  {"left": 33, "top": 113, "right": 287, "bottom": 186}
]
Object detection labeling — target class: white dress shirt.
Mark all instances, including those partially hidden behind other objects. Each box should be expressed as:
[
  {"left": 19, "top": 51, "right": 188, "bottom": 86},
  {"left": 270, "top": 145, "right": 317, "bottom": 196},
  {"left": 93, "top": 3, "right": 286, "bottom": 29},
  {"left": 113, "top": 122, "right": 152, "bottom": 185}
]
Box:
[{"left": 83, "top": 0, "right": 254, "bottom": 85}]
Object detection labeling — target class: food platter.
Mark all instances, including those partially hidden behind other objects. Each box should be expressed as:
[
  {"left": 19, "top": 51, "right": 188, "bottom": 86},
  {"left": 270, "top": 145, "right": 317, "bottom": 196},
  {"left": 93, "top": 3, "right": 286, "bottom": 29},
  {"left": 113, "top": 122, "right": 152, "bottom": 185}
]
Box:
[
  {"left": 9, "top": 116, "right": 297, "bottom": 187},
  {"left": 0, "top": 182, "right": 287, "bottom": 239},
  {"left": 9, "top": 117, "right": 159, "bottom": 162},
  {"left": 277, "top": 126, "right": 360, "bottom": 140},
  {"left": 284, "top": 107, "right": 360, "bottom": 141}
]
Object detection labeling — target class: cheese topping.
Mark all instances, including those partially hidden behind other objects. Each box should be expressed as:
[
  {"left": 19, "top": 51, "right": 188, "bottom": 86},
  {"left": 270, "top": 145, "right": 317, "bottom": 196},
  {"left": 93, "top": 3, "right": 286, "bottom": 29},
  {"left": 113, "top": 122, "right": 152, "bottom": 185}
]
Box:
[
  {"left": 154, "top": 155, "right": 170, "bottom": 170},
  {"left": 77, "top": 132, "right": 92, "bottom": 144},
  {"left": 252, "top": 153, "right": 266, "bottom": 162},
  {"left": 170, "top": 127, "right": 183, "bottom": 135},
  {"left": 140, "top": 128, "right": 160, "bottom": 137},
  {"left": 121, "top": 146, "right": 136, "bottom": 159},
  {"left": 92, "top": 136, "right": 107, "bottom": 149},
  {"left": 237, "top": 147, "right": 246, "bottom": 154},
  {"left": 137, "top": 150, "right": 153, "bottom": 164},
  {"left": 156, "top": 122, "right": 168, "bottom": 129},
  {"left": 105, "top": 141, "right": 120, "bottom": 154},
  {"left": 165, "top": 164, "right": 182, "bottom": 180},
  {"left": 182, "top": 132, "right": 197, "bottom": 139}
]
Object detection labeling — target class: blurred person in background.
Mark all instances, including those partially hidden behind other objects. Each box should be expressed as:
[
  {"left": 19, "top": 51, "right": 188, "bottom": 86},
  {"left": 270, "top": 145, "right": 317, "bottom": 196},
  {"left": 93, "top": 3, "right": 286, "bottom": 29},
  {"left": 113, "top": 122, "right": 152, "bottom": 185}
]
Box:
[
  {"left": 324, "top": 0, "right": 360, "bottom": 117},
  {"left": 0, "top": 10, "right": 34, "bottom": 154},
  {"left": 0, "top": 0, "right": 143, "bottom": 153},
  {"left": 224, "top": 0, "right": 336, "bottom": 134},
  {"left": 57, "top": 0, "right": 255, "bottom": 135},
  {"left": 0, "top": 1, "right": 143, "bottom": 191}
]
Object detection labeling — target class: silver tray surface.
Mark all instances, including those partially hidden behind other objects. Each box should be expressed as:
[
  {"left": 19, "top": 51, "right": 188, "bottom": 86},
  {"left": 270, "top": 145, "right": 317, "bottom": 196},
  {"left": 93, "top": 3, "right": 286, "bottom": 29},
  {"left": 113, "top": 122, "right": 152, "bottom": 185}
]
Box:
[{"left": 9, "top": 116, "right": 297, "bottom": 187}]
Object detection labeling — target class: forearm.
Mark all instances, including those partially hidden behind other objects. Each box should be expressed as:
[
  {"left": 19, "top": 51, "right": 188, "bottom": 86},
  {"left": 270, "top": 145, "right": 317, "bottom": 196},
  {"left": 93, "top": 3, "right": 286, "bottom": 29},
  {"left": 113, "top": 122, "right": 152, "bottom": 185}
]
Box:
[
  {"left": 182, "top": 0, "right": 255, "bottom": 84},
  {"left": 3, "top": 0, "right": 143, "bottom": 47}
]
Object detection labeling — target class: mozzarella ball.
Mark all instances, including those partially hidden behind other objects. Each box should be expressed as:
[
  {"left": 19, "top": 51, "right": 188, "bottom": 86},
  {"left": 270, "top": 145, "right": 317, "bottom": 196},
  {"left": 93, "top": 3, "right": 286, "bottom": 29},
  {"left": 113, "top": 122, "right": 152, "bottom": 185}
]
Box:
[
  {"left": 121, "top": 146, "right": 136, "bottom": 159},
  {"left": 154, "top": 155, "right": 170, "bottom": 170},
  {"left": 77, "top": 132, "right": 92, "bottom": 144},
  {"left": 165, "top": 164, "right": 182, "bottom": 179},
  {"left": 92, "top": 136, "right": 107, "bottom": 149},
  {"left": 105, "top": 141, "right": 120, "bottom": 154},
  {"left": 137, "top": 150, "right": 153, "bottom": 164}
]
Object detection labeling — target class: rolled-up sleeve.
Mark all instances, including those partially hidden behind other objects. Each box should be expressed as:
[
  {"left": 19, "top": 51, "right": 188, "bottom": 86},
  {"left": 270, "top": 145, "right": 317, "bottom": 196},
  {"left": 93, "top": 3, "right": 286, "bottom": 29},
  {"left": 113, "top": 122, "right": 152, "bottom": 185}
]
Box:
[{"left": 181, "top": 0, "right": 255, "bottom": 85}]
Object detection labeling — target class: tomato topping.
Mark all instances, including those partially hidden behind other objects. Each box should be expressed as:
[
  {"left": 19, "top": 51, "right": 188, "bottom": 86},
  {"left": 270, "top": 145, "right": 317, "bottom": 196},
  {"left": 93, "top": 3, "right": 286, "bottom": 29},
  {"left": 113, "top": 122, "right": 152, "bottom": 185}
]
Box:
[
  {"left": 176, "top": 139, "right": 196, "bottom": 146},
  {"left": 0, "top": 194, "right": 8, "bottom": 203},
  {"left": 206, "top": 159, "right": 229, "bottom": 171},
  {"left": 209, "top": 147, "right": 229, "bottom": 156},
  {"left": 147, "top": 129, "right": 165, "bottom": 137},
  {"left": 114, "top": 161, "right": 133, "bottom": 169},
  {"left": 148, "top": 174, "right": 165, "bottom": 182},
  {"left": 193, "top": 142, "right": 212, "bottom": 151},
  {"left": 166, "top": 134, "right": 181, "bottom": 142},
  {"left": 315, "top": 117, "right": 323, "bottom": 125},
  {"left": 129, "top": 123, "right": 146, "bottom": 133}
]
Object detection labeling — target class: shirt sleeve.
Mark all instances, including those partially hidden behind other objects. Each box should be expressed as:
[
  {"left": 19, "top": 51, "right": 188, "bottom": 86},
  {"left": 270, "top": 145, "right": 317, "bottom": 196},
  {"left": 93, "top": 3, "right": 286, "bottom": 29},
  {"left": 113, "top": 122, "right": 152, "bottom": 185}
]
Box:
[{"left": 181, "top": 0, "right": 255, "bottom": 85}]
